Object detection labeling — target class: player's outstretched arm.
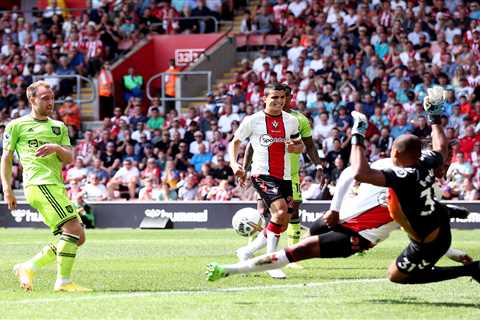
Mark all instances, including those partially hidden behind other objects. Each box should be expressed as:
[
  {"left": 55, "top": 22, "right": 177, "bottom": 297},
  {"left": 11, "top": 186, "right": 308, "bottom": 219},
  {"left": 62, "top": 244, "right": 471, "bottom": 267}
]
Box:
[
  {"left": 1, "top": 150, "right": 17, "bottom": 210},
  {"left": 424, "top": 86, "right": 448, "bottom": 161},
  {"left": 350, "top": 111, "right": 386, "bottom": 187}
]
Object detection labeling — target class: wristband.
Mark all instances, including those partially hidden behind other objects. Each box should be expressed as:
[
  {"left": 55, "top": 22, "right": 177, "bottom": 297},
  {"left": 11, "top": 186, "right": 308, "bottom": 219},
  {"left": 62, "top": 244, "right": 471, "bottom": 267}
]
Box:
[
  {"left": 351, "top": 134, "right": 365, "bottom": 146},
  {"left": 428, "top": 114, "right": 442, "bottom": 125}
]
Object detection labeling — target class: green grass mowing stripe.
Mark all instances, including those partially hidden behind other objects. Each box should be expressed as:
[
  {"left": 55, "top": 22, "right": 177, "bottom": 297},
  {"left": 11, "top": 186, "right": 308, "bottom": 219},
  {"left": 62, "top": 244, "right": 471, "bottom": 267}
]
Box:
[{"left": 0, "top": 278, "right": 386, "bottom": 305}]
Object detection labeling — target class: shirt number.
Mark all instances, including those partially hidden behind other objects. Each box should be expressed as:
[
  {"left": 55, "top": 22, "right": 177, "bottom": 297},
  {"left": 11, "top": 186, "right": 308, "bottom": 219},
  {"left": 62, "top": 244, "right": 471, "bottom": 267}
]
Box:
[{"left": 420, "top": 188, "right": 434, "bottom": 216}]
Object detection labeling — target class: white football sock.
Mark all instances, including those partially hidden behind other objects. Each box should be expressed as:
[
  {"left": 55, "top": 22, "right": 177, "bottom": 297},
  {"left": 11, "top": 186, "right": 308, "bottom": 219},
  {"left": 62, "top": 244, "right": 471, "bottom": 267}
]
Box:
[
  {"left": 266, "top": 229, "right": 280, "bottom": 254},
  {"left": 239, "top": 230, "right": 267, "bottom": 256},
  {"left": 224, "top": 250, "right": 290, "bottom": 275}
]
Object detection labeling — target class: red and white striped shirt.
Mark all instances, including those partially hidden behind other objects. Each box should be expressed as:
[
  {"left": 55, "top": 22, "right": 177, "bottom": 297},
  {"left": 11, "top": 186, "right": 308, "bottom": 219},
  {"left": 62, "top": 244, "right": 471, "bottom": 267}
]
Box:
[
  {"left": 234, "top": 111, "right": 300, "bottom": 180},
  {"left": 84, "top": 39, "right": 103, "bottom": 59}
]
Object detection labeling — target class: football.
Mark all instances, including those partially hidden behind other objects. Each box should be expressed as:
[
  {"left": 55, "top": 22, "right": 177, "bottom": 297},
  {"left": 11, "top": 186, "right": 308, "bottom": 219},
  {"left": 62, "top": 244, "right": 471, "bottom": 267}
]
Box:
[{"left": 232, "top": 207, "right": 266, "bottom": 237}]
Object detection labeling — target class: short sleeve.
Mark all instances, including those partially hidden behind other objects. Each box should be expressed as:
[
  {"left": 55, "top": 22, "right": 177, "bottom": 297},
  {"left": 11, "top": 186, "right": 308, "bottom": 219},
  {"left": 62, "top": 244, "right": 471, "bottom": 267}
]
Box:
[
  {"left": 234, "top": 115, "right": 252, "bottom": 141},
  {"left": 299, "top": 115, "right": 312, "bottom": 138},
  {"left": 3, "top": 122, "right": 19, "bottom": 152},
  {"left": 420, "top": 150, "right": 443, "bottom": 170},
  {"left": 60, "top": 123, "right": 71, "bottom": 147},
  {"left": 289, "top": 116, "right": 300, "bottom": 140}
]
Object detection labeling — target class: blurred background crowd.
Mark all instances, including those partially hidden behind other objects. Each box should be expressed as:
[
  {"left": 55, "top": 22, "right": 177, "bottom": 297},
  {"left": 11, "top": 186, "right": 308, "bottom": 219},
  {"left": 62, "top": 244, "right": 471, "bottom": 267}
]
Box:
[{"left": 0, "top": 0, "right": 479, "bottom": 203}]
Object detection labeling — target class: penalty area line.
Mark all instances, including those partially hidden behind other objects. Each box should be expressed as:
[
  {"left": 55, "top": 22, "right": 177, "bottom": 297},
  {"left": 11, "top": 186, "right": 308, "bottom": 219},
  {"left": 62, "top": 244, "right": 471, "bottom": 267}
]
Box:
[{"left": 2, "top": 278, "right": 386, "bottom": 305}]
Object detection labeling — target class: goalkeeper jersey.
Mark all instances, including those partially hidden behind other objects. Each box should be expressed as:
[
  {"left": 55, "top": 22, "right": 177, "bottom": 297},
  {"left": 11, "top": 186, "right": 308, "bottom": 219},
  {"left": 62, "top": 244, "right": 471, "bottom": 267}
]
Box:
[
  {"left": 3, "top": 115, "right": 71, "bottom": 187},
  {"left": 289, "top": 110, "right": 312, "bottom": 180}
]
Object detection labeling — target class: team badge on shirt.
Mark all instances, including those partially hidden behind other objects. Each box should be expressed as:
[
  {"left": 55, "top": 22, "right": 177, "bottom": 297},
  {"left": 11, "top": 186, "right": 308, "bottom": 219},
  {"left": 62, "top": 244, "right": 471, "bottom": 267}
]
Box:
[
  {"left": 272, "top": 120, "right": 279, "bottom": 128},
  {"left": 51, "top": 126, "right": 61, "bottom": 135}
]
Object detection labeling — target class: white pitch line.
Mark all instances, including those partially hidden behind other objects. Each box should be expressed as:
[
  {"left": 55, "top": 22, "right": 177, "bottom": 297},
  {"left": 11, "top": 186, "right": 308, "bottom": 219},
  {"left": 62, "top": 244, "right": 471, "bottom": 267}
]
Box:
[{"left": 1, "top": 278, "right": 386, "bottom": 305}]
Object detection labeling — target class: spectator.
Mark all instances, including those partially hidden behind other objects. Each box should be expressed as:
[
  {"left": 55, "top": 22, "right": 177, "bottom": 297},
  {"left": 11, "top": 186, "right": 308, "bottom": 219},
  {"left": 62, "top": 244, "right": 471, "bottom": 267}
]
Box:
[
  {"left": 164, "top": 59, "right": 180, "bottom": 114},
  {"left": 138, "top": 177, "right": 160, "bottom": 201},
  {"left": 412, "top": 115, "right": 432, "bottom": 139},
  {"left": 218, "top": 103, "right": 240, "bottom": 133},
  {"left": 210, "top": 154, "right": 234, "bottom": 181},
  {"left": 190, "top": 143, "right": 213, "bottom": 172},
  {"left": 132, "top": 122, "right": 151, "bottom": 143},
  {"left": 162, "top": 159, "right": 180, "bottom": 189},
  {"left": 123, "top": 67, "right": 143, "bottom": 103},
  {"left": 57, "top": 96, "right": 80, "bottom": 139},
  {"left": 196, "top": 175, "right": 217, "bottom": 200},
  {"left": 240, "top": 10, "right": 257, "bottom": 34},
  {"left": 459, "top": 126, "right": 480, "bottom": 156},
  {"left": 312, "top": 111, "right": 335, "bottom": 142},
  {"left": 461, "top": 179, "right": 480, "bottom": 200},
  {"left": 56, "top": 55, "right": 75, "bottom": 97},
  {"left": 80, "top": 173, "right": 108, "bottom": 202},
  {"left": 390, "top": 113, "right": 413, "bottom": 139},
  {"left": 255, "top": 6, "right": 273, "bottom": 34},
  {"left": 300, "top": 176, "right": 321, "bottom": 200},
  {"left": 98, "top": 61, "right": 114, "bottom": 119},
  {"left": 107, "top": 159, "right": 140, "bottom": 199},
  {"left": 87, "top": 158, "right": 110, "bottom": 185},
  {"left": 447, "top": 152, "right": 474, "bottom": 190},
  {"left": 189, "top": 130, "right": 209, "bottom": 155},
  {"left": 177, "top": 175, "right": 198, "bottom": 200},
  {"left": 66, "top": 156, "right": 88, "bottom": 184},
  {"left": 156, "top": 181, "right": 178, "bottom": 200},
  {"left": 207, "top": 179, "right": 232, "bottom": 200},
  {"left": 141, "top": 157, "right": 161, "bottom": 183},
  {"left": 129, "top": 105, "right": 149, "bottom": 129},
  {"left": 146, "top": 107, "right": 164, "bottom": 130}
]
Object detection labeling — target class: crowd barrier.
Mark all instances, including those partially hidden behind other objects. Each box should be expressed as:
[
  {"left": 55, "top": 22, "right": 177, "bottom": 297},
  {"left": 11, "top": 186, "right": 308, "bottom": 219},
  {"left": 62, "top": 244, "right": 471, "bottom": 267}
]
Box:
[{"left": 2, "top": 201, "right": 480, "bottom": 230}]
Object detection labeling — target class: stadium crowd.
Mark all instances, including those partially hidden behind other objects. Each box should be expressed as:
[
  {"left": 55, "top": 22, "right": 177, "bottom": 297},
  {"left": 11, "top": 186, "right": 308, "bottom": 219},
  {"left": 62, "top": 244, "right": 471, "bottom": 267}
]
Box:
[{"left": 1, "top": 0, "right": 480, "bottom": 202}]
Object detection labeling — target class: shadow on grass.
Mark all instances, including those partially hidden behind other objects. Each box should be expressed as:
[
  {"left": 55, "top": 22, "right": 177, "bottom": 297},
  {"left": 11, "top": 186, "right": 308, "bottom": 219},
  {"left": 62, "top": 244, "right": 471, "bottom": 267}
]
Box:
[{"left": 369, "top": 298, "right": 480, "bottom": 309}]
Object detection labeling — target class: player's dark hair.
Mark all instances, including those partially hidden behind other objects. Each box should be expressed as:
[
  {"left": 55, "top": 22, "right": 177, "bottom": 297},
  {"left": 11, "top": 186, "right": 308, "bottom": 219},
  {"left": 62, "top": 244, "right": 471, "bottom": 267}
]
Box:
[
  {"left": 281, "top": 84, "right": 292, "bottom": 97},
  {"left": 393, "top": 134, "right": 422, "bottom": 161},
  {"left": 264, "top": 83, "right": 286, "bottom": 96}
]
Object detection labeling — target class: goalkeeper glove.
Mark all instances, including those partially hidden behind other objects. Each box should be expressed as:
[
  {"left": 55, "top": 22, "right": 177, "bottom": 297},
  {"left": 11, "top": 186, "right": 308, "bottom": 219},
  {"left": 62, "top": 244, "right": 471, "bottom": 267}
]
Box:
[
  {"left": 423, "top": 86, "right": 445, "bottom": 124},
  {"left": 351, "top": 111, "right": 368, "bottom": 145}
]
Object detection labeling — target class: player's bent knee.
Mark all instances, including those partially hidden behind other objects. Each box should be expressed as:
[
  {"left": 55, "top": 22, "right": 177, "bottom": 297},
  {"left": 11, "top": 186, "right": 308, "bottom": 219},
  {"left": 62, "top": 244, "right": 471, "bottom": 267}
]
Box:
[{"left": 387, "top": 264, "right": 408, "bottom": 284}]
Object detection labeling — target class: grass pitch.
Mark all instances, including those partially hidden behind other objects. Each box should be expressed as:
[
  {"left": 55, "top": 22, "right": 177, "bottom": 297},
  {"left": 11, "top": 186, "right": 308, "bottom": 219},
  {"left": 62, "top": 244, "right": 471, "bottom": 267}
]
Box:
[{"left": 0, "top": 228, "right": 479, "bottom": 319}]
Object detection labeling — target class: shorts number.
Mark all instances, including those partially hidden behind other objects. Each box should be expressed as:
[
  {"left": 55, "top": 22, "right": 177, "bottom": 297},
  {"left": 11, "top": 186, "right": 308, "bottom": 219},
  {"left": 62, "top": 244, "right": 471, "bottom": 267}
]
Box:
[
  {"left": 397, "top": 257, "right": 430, "bottom": 272},
  {"left": 295, "top": 183, "right": 300, "bottom": 193},
  {"left": 420, "top": 188, "right": 434, "bottom": 216}
]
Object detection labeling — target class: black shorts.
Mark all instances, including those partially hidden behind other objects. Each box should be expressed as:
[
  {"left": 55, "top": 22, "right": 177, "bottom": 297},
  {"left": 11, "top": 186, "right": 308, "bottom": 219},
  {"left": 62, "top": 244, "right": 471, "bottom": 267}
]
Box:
[
  {"left": 395, "top": 223, "right": 451, "bottom": 275},
  {"left": 251, "top": 174, "right": 293, "bottom": 209},
  {"left": 318, "top": 224, "right": 373, "bottom": 258}
]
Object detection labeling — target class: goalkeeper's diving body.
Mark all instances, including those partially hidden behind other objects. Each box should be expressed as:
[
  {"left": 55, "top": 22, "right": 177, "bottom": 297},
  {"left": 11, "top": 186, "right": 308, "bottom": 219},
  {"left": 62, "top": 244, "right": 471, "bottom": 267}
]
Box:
[
  {"left": 207, "top": 86, "right": 479, "bottom": 283},
  {"left": 1, "top": 81, "right": 91, "bottom": 292}
]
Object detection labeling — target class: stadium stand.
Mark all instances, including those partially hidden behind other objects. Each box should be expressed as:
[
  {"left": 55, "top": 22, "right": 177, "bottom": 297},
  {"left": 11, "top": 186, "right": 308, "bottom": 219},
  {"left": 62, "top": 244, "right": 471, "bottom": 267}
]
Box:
[{"left": 1, "top": 0, "right": 480, "bottom": 203}]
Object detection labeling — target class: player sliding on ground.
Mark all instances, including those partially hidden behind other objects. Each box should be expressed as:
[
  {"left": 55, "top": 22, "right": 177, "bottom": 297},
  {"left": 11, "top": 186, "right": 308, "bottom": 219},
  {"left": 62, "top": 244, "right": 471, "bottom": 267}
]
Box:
[
  {"left": 241, "top": 84, "right": 323, "bottom": 272},
  {"left": 1, "top": 81, "right": 91, "bottom": 292},
  {"left": 228, "top": 83, "right": 304, "bottom": 279},
  {"left": 206, "top": 86, "right": 477, "bottom": 282},
  {"left": 206, "top": 160, "right": 472, "bottom": 281}
]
